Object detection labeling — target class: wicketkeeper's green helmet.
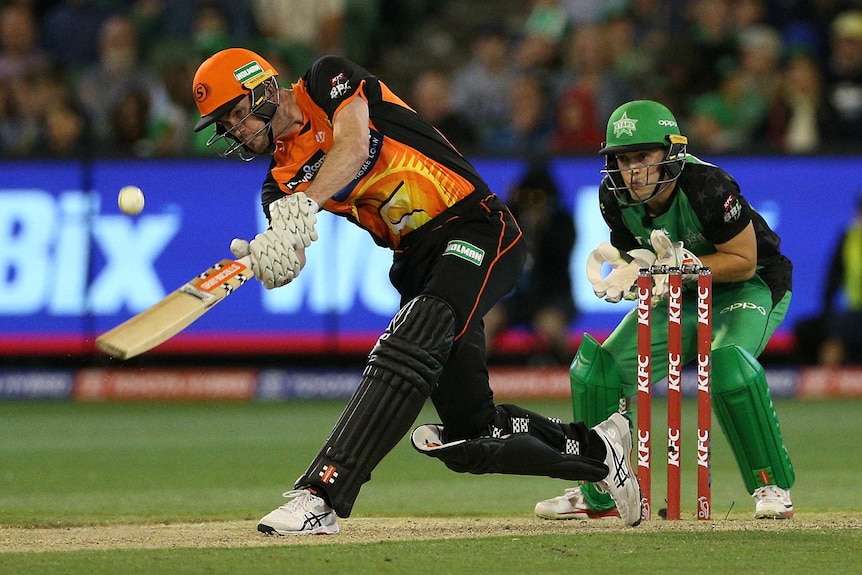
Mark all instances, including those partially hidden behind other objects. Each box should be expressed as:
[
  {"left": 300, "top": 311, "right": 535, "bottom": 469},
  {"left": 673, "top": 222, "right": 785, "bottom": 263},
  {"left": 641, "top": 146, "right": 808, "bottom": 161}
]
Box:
[{"left": 599, "top": 100, "right": 688, "bottom": 206}]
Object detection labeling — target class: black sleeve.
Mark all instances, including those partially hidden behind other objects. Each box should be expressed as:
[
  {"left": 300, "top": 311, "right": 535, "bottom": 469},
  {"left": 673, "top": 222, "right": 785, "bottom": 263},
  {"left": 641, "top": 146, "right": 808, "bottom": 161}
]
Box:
[
  {"left": 681, "top": 165, "right": 751, "bottom": 245},
  {"left": 598, "top": 178, "right": 639, "bottom": 251},
  {"left": 302, "top": 56, "right": 375, "bottom": 119}
]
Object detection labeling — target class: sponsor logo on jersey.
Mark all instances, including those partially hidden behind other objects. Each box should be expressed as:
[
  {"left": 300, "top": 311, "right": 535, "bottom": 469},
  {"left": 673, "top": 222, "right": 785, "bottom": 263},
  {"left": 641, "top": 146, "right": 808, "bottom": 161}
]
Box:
[
  {"left": 330, "top": 72, "right": 351, "bottom": 99},
  {"left": 331, "top": 130, "right": 383, "bottom": 201},
  {"left": 443, "top": 240, "right": 485, "bottom": 266},
  {"left": 720, "top": 301, "right": 767, "bottom": 315},
  {"left": 723, "top": 194, "right": 742, "bottom": 223},
  {"left": 613, "top": 112, "right": 638, "bottom": 137},
  {"left": 285, "top": 150, "right": 327, "bottom": 190}
]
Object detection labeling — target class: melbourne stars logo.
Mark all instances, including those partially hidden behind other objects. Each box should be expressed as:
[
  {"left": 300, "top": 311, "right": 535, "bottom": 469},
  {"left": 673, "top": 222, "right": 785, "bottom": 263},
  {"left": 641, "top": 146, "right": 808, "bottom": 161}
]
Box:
[{"left": 613, "top": 112, "right": 638, "bottom": 138}]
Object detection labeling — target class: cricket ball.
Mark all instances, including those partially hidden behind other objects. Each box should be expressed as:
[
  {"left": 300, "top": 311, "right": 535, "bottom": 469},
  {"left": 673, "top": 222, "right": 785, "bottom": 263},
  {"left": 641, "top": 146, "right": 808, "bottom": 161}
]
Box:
[{"left": 118, "top": 185, "right": 145, "bottom": 216}]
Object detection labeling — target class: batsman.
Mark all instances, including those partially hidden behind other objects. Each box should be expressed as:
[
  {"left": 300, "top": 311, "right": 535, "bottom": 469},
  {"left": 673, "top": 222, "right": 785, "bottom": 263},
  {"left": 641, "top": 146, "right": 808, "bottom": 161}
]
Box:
[
  {"left": 535, "top": 100, "right": 796, "bottom": 521},
  {"left": 191, "top": 48, "right": 644, "bottom": 534}
]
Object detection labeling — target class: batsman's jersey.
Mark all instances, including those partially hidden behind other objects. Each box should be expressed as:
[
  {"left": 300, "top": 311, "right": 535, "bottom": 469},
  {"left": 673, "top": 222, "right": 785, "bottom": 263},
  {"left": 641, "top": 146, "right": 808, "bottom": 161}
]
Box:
[
  {"left": 598, "top": 156, "right": 793, "bottom": 303},
  {"left": 261, "top": 56, "right": 486, "bottom": 249}
]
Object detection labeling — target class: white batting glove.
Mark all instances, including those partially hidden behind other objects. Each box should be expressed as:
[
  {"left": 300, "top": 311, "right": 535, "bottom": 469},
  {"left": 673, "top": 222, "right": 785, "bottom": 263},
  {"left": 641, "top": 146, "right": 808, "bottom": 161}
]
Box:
[
  {"left": 248, "top": 229, "right": 303, "bottom": 289},
  {"left": 268, "top": 192, "right": 319, "bottom": 250},
  {"left": 586, "top": 242, "right": 656, "bottom": 303},
  {"left": 650, "top": 229, "right": 703, "bottom": 299},
  {"left": 230, "top": 238, "right": 251, "bottom": 259}
]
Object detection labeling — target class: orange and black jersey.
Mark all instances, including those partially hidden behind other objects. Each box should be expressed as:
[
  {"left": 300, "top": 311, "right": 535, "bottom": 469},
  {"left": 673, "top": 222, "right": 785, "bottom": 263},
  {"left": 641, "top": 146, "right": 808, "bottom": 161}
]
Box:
[{"left": 261, "top": 56, "right": 486, "bottom": 249}]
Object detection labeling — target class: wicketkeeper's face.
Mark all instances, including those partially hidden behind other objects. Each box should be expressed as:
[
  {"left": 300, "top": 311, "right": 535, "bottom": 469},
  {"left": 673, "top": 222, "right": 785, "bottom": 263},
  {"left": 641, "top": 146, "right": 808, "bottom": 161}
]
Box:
[{"left": 614, "top": 148, "right": 667, "bottom": 202}]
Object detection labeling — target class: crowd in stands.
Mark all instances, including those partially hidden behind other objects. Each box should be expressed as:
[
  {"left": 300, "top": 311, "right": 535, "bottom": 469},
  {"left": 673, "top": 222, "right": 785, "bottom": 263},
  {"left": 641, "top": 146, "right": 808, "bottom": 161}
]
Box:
[{"left": 1, "top": 0, "right": 861, "bottom": 159}]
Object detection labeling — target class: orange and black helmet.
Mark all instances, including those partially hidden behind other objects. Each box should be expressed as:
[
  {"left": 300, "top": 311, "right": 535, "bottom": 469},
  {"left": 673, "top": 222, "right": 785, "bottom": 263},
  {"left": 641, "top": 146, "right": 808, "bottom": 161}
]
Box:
[{"left": 192, "top": 48, "right": 279, "bottom": 132}]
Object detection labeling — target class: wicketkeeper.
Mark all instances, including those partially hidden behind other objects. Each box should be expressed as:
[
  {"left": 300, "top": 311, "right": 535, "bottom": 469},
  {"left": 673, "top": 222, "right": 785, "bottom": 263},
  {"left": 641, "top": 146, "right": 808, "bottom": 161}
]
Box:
[
  {"left": 191, "top": 48, "right": 644, "bottom": 534},
  {"left": 535, "top": 100, "right": 796, "bottom": 521}
]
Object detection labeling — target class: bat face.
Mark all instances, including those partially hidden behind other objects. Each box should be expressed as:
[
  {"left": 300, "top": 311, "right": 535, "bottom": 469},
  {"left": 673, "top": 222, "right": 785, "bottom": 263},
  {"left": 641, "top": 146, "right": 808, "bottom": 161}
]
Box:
[{"left": 95, "top": 256, "right": 252, "bottom": 360}]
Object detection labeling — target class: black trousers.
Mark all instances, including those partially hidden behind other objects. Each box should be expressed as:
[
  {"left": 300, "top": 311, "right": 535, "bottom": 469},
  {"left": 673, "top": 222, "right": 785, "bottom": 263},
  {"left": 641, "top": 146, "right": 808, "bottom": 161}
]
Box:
[{"left": 389, "top": 190, "right": 527, "bottom": 440}]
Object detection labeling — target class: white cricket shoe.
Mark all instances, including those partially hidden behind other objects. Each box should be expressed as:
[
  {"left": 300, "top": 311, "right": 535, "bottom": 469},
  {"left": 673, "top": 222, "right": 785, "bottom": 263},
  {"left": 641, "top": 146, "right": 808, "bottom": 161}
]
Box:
[
  {"left": 257, "top": 489, "right": 340, "bottom": 535},
  {"left": 592, "top": 413, "right": 642, "bottom": 526},
  {"left": 535, "top": 486, "right": 621, "bottom": 520},
  {"left": 753, "top": 485, "right": 795, "bottom": 519}
]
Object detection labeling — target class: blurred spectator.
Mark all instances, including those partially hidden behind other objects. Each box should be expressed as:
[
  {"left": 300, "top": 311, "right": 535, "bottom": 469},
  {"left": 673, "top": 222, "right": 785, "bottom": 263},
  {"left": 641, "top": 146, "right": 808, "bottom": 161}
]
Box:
[
  {"left": 764, "top": 50, "right": 839, "bottom": 153},
  {"left": 481, "top": 71, "right": 554, "bottom": 156},
  {"left": 250, "top": 0, "right": 345, "bottom": 72},
  {"left": 735, "top": 24, "right": 785, "bottom": 110},
  {"left": 75, "top": 14, "right": 184, "bottom": 156},
  {"left": 450, "top": 22, "right": 514, "bottom": 145},
  {"left": 552, "top": 23, "right": 632, "bottom": 139},
  {"left": 825, "top": 10, "right": 862, "bottom": 143},
  {"left": 409, "top": 68, "right": 478, "bottom": 155},
  {"left": 601, "top": 4, "right": 658, "bottom": 98},
  {"left": 108, "top": 87, "right": 152, "bottom": 156},
  {"left": 734, "top": 0, "right": 768, "bottom": 29},
  {"left": 129, "top": 0, "right": 255, "bottom": 58},
  {"left": 40, "top": 0, "right": 117, "bottom": 73},
  {"left": 549, "top": 84, "right": 605, "bottom": 154},
  {"left": 678, "top": 0, "right": 739, "bottom": 97},
  {"left": 560, "top": 0, "right": 604, "bottom": 26},
  {"left": 512, "top": 0, "right": 569, "bottom": 70},
  {"left": 484, "top": 160, "right": 578, "bottom": 365},
  {"left": 687, "top": 65, "right": 770, "bottom": 153},
  {"left": 0, "top": 79, "right": 35, "bottom": 156},
  {"left": 818, "top": 194, "right": 862, "bottom": 365},
  {"left": 0, "top": 4, "right": 51, "bottom": 82},
  {"left": 41, "top": 94, "right": 92, "bottom": 157}
]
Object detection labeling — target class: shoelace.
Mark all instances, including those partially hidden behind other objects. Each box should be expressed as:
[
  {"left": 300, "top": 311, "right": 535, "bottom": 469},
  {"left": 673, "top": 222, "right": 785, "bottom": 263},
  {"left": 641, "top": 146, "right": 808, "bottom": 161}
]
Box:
[{"left": 279, "top": 490, "right": 319, "bottom": 511}]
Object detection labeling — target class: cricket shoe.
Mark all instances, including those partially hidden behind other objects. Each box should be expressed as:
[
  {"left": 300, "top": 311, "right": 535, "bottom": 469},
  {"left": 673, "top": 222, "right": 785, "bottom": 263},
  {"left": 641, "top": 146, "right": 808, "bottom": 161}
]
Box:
[
  {"left": 534, "top": 486, "right": 621, "bottom": 520},
  {"left": 592, "top": 413, "right": 642, "bottom": 526},
  {"left": 753, "top": 485, "right": 794, "bottom": 519},
  {"left": 257, "top": 489, "right": 339, "bottom": 535}
]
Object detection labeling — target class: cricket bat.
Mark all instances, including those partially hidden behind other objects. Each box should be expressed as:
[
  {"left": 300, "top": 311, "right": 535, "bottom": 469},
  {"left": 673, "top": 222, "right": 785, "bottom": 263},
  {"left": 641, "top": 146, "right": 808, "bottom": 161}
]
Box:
[{"left": 95, "top": 256, "right": 253, "bottom": 360}]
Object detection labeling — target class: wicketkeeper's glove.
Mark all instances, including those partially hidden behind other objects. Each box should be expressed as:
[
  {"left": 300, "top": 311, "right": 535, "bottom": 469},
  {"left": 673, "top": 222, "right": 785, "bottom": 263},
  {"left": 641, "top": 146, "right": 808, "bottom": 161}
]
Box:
[
  {"left": 587, "top": 242, "right": 656, "bottom": 303},
  {"left": 649, "top": 229, "right": 703, "bottom": 300}
]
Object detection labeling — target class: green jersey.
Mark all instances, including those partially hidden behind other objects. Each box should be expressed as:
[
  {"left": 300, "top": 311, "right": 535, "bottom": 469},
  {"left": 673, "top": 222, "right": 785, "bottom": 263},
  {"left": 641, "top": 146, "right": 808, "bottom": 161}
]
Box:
[{"left": 598, "top": 155, "right": 792, "bottom": 304}]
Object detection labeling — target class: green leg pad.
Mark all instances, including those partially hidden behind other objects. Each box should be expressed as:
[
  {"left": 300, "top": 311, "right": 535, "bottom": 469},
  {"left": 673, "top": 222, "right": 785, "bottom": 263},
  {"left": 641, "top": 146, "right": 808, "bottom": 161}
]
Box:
[
  {"left": 712, "top": 345, "right": 795, "bottom": 493},
  {"left": 570, "top": 334, "right": 626, "bottom": 425},
  {"left": 570, "top": 334, "right": 626, "bottom": 511}
]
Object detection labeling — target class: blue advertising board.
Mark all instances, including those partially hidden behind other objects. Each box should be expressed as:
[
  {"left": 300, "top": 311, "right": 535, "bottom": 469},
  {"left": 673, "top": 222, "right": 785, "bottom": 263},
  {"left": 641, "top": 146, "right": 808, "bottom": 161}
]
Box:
[{"left": 1, "top": 155, "right": 858, "bottom": 356}]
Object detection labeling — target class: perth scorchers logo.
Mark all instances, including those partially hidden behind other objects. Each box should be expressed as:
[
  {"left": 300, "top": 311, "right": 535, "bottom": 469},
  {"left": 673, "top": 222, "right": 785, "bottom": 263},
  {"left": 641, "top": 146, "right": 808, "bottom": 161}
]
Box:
[{"left": 194, "top": 83, "right": 210, "bottom": 103}]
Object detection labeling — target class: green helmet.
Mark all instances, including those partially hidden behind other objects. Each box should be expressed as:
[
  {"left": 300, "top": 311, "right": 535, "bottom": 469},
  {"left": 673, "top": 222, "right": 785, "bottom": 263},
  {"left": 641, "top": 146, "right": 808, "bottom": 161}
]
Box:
[{"left": 599, "top": 100, "right": 688, "bottom": 206}]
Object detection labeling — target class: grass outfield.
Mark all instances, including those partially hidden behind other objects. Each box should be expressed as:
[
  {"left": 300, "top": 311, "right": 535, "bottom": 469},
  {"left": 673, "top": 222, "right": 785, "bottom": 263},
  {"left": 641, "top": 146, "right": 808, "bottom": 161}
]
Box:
[{"left": 0, "top": 398, "right": 859, "bottom": 574}]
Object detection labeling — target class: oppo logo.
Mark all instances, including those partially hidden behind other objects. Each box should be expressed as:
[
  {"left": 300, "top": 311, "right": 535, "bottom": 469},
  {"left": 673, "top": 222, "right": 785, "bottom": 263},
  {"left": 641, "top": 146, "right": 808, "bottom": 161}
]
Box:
[{"left": 658, "top": 120, "right": 677, "bottom": 127}]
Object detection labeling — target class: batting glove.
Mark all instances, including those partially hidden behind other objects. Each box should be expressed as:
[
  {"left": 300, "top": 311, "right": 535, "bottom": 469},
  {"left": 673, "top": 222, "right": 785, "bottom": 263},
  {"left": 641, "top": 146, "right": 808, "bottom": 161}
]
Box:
[
  {"left": 248, "top": 229, "right": 303, "bottom": 289},
  {"left": 587, "top": 242, "right": 656, "bottom": 303},
  {"left": 268, "top": 192, "right": 319, "bottom": 250}
]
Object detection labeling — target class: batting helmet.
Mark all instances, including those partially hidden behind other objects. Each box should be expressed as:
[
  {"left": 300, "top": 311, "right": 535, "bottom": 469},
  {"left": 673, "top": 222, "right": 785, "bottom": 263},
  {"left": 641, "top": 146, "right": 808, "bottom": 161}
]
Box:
[
  {"left": 192, "top": 47, "right": 279, "bottom": 133},
  {"left": 599, "top": 100, "right": 688, "bottom": 206}
]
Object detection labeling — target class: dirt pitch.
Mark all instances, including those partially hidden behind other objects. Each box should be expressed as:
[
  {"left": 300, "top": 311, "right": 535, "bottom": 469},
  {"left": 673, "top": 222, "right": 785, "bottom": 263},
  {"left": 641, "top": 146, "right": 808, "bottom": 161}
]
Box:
[{"left": 2, "top": 513, "right": 859, "bottom": 553}]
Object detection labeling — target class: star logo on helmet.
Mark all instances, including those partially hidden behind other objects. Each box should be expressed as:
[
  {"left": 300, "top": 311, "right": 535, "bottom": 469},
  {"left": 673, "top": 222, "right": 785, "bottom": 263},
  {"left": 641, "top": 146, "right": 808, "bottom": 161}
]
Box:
[{"left": 613, "top": 112, "right": 638, "bottom": 137}]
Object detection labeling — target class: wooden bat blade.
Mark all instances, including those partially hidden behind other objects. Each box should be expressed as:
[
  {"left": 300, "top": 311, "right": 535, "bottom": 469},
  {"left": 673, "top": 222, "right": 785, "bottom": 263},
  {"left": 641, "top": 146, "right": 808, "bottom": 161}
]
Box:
[{"left": 95, "top": 256, "right": 252, "bottom": 360}]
